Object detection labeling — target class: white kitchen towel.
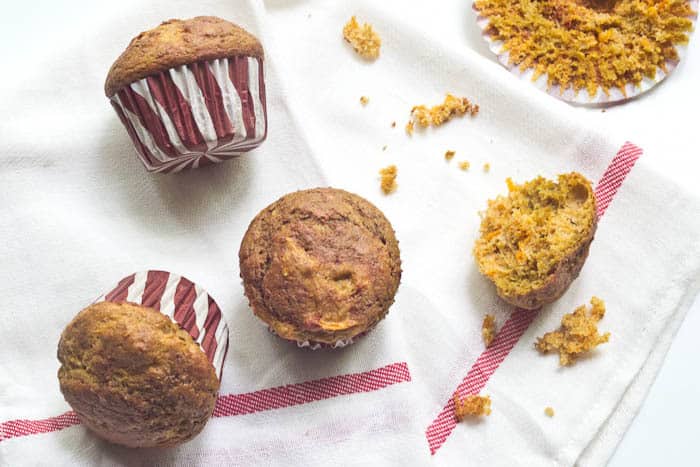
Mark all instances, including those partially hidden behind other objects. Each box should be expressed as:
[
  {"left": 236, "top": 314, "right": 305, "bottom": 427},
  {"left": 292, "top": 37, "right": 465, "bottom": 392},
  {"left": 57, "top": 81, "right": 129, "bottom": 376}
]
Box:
[{"left": 1, "top": 0, "right": 699, "bottom": 466}]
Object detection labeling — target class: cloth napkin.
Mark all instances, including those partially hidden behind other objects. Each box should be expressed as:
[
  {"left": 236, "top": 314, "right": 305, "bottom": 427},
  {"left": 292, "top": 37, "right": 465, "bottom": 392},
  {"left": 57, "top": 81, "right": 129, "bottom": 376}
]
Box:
[{"left": 1, "top": 0, "right": 699, "bottom": 466}]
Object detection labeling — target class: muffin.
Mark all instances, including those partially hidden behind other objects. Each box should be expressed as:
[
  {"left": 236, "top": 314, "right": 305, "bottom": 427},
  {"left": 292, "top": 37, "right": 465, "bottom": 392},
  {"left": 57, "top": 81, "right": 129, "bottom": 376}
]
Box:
[
  {"left": 106, "top": 16, "right": 267, "bottom": 173},
  {"left": 239, "top": 188, "right": 401, "bottom": 348},
  {"left": 473, "top": 173, "right": 597, "bottom": 310},
  {"left": 57, "top": 270, "right": 229, "bottom": 447},
  {"left": 473, "top": 0, "right": 696, "bottom": 103}
]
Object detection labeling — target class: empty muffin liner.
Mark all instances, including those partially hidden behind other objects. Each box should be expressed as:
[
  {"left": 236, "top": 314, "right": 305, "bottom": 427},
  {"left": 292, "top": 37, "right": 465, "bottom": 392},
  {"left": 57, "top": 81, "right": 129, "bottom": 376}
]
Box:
[
  {"left": 96, "top": 270, "right": 229, "bottom": 380},
  {"left": 473, "top": 0, "right": 698, "bottom": 104},
  {"left": 109, "top": 56, "right": 267, "bottom": 173}
]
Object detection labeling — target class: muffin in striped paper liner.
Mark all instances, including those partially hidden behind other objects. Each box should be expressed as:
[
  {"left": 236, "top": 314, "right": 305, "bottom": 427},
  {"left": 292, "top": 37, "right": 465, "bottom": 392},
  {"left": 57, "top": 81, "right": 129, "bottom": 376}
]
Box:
[
  {"left": 473, "top": 0, "right": 697, "bottom": 104},
  {"left": 105, "top": 16, "right": 267, "bottom": 173},
  {"left": 57, "top": 270, "right": 229, "bottom": 447}
]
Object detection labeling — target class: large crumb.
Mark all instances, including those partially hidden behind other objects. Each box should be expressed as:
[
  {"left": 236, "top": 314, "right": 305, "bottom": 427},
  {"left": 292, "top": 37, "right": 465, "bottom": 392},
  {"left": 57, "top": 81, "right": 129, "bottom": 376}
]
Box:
[
  {"left": 473, "top": 0, "right": 694, "bottom": 97},
  {"left": 343, "top": 16, "right": 381, "bottom": 60},
  {"left": 482, "top": 314, "right": 496, "bottom": 347},
  {"left": 536, "top": 296, "right": 610, "bottom": 366},
  {"left": 379, "top": 165, "right": 398, "bottom": 194},
  {"left": 544, "top": 407, "right": 555, "bottom": 417},
  {"left": 445, "top": 150, "right": 456, "bottom": 161},
  {"left": 409, "top": 94, "right": 479, "bottom": 130},
  {"left": 454, "top": 394, "right": 492, "bottom": 420}
]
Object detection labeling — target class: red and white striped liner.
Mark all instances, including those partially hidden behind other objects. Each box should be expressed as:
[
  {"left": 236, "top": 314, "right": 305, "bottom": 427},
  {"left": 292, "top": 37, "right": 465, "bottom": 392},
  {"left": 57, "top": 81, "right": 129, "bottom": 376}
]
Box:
[
  {"left": 97, "top": 270, "right": 229, "bottom": 380},
  {"left": 425, "top": 142, "right": 643, "bottom": 454},
  {"left": 110, "top": 56, "right": 267, "bottom": 173},
  {"left": 0, "top": 362, "right": 411, "bottom": 443}
]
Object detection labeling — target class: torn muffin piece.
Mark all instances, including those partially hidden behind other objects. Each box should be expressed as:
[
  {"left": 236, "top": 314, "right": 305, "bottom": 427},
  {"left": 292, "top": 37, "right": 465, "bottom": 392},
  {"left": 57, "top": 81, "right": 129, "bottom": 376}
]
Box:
[
  {"left": 409, "top": 94, "right": 479, "bottom": 130},
  {"left": 482, "top": 314, "right": 496, "bottom": 347},
  {"left": 343, "top": 16, "right": 381, "bottom": 60},
  {"left": 379, "top": 165, "right": 398, "bottom": 194},
  {"left": 454, "top": 394, "right": 492, "bottom": 420},
  {"left": 535, "top": 296, "right": 610, "bottom": 366}
]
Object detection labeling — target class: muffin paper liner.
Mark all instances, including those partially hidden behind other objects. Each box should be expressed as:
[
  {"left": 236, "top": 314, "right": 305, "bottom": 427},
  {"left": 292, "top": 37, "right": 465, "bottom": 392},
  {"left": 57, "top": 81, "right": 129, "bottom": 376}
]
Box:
[
  {"left": 110, "top": 56, "right": 267, "bottom": 173},
  {"left": 267, "top": 326, "right": 371, "bottom": 350},
  {"left": 473, "top": 0, "right": 698, "bottom": 105},
  {"left": 96, "top": 270, "right": 229, "bottom": 380}
]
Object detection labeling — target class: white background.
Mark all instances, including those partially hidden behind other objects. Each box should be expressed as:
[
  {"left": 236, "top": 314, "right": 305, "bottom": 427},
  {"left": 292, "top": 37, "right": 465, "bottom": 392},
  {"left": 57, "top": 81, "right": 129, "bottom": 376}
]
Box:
[{"left": 2, "top": 0, "right": 699, "bottom": 465}]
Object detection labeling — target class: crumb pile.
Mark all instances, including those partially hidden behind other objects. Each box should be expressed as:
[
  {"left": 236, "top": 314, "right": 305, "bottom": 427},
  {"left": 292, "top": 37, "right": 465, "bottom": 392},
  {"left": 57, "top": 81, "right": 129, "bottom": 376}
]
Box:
[
  {"left": 536, "top": 297, "right": 610, "bottom": 366},
  {"left": 343, "top": 16, "right": 381, "bottom": 59},
  {"left": 474, "top": 0, "right": 695, "bottom": 96},
  {"left": 473, "top": 173, "right": 596, "bottom": 306},
  {"left": 454, "top": 394, "right": 492, "bottom": 419},
  {"left": 379, "top": 165, "right": 398, "bottom": 194},
  {"left": 482, "top": 314, "right": 496, "bottom": 346},
  {"left": 408, "top": 94, "right": 479, "bottom": 133}
]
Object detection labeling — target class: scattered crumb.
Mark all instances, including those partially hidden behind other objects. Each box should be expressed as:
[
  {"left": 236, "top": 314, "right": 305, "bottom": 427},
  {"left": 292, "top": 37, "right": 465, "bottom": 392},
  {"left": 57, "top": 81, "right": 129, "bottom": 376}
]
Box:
[
  {"left": 602, "top": 109, "right": 607, "bottom": 113},
  {"left": 382, "top": 145, "right": 387, "bottom": 151},
  {"left": 454, "top": 394, "right": 492, "bottom": 420},
  {"left": 360, "top": 96, "right": 369, "bottom": 105},
  {"left": 483, "top": 163, "right": 490, "bottom": 172},
  {"left": 379, "top": 165, "right": 398, "bottom": 194},
  {"left": 405, "top": 120, "right": 414, "bottom": 136},
  {"left": 544, "top": 407, "right": 555, "bottom": 417},
  {"left": 391, "top": 121, "right": 397, "bottom": 128},
  {"left": 343, "top": 16, "right": 381, "bottom": 60},
  {"left": 535, "top": 297, "right": 610, "bottom": 366},
  {"left": 445, "top": 150, "right": 456, "bottom": 161},
  {"left": 408, "top": 94, "right": 479, "bottom": 131},
  {"left": 459, "top": 161, "right": 470, "bottom": 171},
  {"left": 482, "top": 314, "right": 496, "bottom": 347}
]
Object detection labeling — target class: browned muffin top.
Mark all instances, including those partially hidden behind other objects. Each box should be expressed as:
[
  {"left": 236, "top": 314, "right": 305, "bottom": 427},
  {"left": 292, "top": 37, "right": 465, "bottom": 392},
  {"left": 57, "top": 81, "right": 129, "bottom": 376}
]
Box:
[
  {"left": 57, "top": 301, "right": 220, "bottom": 448},
  {"left": 239, "top": 188, "right": 402, "bottom": 345},
  {"left": 105, "top": 16, "right": 263, "bottom": 96}
]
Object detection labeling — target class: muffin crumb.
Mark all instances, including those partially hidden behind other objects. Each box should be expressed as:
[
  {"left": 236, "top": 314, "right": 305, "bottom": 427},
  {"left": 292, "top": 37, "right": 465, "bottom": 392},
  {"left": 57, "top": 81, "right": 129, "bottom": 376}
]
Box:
[
  {"left": 544, "top": 407, "right": 555, "bottom": 417},
  {"left": 459, "top": 161, "right": 471, "bottom": 171},
  {"left": 445, "top": 150, "right": 456, "bottom": 161},
  {"left": 483, "top": 163, "right": 491, "bottom": 172},
  {"left": 343, "top": 16, "right": 381, "bottom": 60},
  {"left": 409, "top": 94, "right": 479, "bottom": 130},
  {"left": 482, "top": 314, "right": 496, "bottom": 347},
  {"left": 379, "top": 165, "right": 398, "bottom": 194},
  {"left": 405, "top": 120, "right": 415, "bottom": 136},
  {"left": 535, "top": 297, "right": 610, "bottom": 366},
  {"left": 391, "top": 121, "right": 397, "bottom": 128},
  {"left": 382, "top": 145, "right": 388, "bottom": 151},
  {"left": 454, "top": 394, "right": 492, "bottom": 420},
  {"left": 360, "top": 96, "right": 369, "bottom": 105}
]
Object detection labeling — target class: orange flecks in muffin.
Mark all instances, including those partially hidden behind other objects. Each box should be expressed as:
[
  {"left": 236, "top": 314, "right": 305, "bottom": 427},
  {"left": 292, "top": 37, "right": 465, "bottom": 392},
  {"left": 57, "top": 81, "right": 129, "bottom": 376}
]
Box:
[
  {"left": 360, "top": 96, "right": 369, "bottom": 105},
  {"left": 405, "top": 120, "right": 415, "bottom": 136},
  {"left": 409, "top": 94, "right": 479, "bottom": 130},
  {"left": 473, "top": 0, "right": 695, "bottom": 96},
  {"left": 454, "top": 394, "right": 492, "bottom": 420},
  {"left": 379, "top": 165, "right": 398, "bottom": 194},
  {"left": 459, "top": 161, "right": 471, "bottom": 171},
  {"left": 482, "top": 314, "right": 496, "bottom": 347},
  {"left": 536, "top": 297, "right": 610, "bottom": 366},
  {"left": 483, "top": 163, "right": 491, "bottom": 172},
  {"left": 343, "top": 16, "right": 381, "bottom": 60},
  {"left": 445, "top": 150, "right": 456, "bottom": 161},
  {"left": 544, "top": 407, "right": 555, "bottom": 417}
]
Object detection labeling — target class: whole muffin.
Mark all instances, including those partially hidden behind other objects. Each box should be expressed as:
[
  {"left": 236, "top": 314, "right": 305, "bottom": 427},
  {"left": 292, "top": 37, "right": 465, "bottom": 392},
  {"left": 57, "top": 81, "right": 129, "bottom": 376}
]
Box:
[
  {"left": 239, "top": 188, "right": 401, "bottom": 347},
  {"left": 57, "top": 301, "right": 220, "bottom": 447},
  {"left": 106, "top": 16, "right": 268, "bottom": 173}
]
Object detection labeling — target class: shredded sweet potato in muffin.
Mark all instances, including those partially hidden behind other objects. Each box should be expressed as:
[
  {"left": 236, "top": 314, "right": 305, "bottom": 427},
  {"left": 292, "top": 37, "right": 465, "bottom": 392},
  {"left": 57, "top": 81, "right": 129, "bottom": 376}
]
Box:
[
  {"left": 379, "top": 165, "right": 398, "bottom": 194},
  {"left": 343, "top": 16, "right": 381, "bottom": 60},
  {"left": 536, "top": 297, "right": 610, "bottom": 365},
  {"left": 482, "top": 314, "right": 496, "bottom": 346},
  {"left": 454, "top": 394, "right": 492, "bottom": 419},
  {"left": 474, "top": 0, "right": 695, "bottom": 96}
]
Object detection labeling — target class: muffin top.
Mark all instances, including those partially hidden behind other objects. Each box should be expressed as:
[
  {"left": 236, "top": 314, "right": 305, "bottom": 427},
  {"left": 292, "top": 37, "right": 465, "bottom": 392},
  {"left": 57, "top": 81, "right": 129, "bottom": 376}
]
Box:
[
  {"left": 57, "top": 301, "right": 220, "bottom": 447},
  {"left": 105, "top": 16, "right": 263, "bottom": 96},
  {"left": 239, "top": 188, "right": 402, "bottom": 344}
]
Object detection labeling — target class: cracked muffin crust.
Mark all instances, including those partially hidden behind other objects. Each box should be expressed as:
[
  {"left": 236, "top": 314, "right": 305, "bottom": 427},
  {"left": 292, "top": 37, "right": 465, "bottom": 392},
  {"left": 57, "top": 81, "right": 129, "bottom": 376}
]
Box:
[
  {"left": 239, "top": 188, "right": 402, "bottom": 346},
  {"left": 57, "top": 301, "right": 219, "bottom": 448}
]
